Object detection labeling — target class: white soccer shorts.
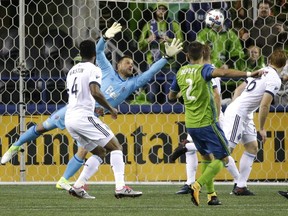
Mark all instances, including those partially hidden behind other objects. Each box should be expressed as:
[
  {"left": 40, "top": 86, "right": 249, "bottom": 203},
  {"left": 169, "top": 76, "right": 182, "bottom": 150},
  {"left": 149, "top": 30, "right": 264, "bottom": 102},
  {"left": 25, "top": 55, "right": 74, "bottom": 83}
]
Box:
[{"left": 65, "top": 115, "right": 115, "bottom": 152}]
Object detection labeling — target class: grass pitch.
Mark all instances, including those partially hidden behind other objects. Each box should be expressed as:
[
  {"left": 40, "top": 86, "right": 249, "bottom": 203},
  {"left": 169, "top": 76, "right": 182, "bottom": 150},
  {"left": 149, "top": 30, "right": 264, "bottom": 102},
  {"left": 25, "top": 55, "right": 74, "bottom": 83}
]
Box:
[{"left": 0, "top": 184, "right": 287, "bottom": 216}]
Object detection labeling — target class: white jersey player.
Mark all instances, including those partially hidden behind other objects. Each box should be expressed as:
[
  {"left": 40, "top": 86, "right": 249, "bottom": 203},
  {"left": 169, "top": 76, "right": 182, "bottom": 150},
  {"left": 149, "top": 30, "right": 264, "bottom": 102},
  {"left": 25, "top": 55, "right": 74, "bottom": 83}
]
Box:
[
  {"left": 222, "top": 49, "right": 287, "bottom": 195},
  {"left": 65, "top": 39, "right": 142, "bottom": 199}
]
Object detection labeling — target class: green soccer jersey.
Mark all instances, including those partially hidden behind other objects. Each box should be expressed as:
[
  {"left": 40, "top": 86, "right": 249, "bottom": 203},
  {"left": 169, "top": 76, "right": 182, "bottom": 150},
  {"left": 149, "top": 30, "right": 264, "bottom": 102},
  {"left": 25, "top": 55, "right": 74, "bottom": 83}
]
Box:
[{"left": 175, "top": 63, "right": 218, "bottom": 128}]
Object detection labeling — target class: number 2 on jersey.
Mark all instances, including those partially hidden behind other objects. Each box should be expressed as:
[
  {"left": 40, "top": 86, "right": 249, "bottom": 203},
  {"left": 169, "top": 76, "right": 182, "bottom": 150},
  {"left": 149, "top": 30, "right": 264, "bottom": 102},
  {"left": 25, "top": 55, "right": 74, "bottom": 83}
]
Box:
[{"left": 186, "top": 78, "right": 196, "bottom": 101}]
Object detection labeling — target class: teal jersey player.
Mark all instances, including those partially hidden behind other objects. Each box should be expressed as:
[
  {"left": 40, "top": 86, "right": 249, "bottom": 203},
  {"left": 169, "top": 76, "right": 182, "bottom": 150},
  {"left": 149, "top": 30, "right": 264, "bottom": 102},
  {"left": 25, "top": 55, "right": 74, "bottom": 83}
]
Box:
[{"left": 174, "top": 63, "right": 218, "bottom": 128}]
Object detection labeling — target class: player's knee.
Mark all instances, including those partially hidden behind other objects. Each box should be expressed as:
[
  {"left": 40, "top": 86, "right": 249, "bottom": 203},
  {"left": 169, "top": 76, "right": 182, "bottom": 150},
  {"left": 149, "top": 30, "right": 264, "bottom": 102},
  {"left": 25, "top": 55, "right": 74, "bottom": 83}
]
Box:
[
  {"left": 93, "top": 147, "right": 106, "bottom": 159},
  {"left": 76, "top": 147, "right": 89, "bottom": 159}
]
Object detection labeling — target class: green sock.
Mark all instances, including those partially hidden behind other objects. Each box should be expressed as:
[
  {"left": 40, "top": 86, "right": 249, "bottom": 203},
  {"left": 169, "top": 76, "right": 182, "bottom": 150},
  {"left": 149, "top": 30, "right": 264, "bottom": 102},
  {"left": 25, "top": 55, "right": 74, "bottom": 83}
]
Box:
[
  {"left": 200, "top": 160, "right": 215, "bottom": 193},
  {"left": 197, "top": 159, "right": 224, "bottom": 188}
]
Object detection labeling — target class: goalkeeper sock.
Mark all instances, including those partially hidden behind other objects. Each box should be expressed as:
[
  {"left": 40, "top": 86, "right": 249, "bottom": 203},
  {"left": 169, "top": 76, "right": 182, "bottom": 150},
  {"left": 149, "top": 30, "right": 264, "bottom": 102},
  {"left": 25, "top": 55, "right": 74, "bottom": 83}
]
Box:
[
  {"left": 13, "top": 125, "right": 41, "bottom": 147},
  {"left": 63, "top": 154, "right": 84, "bottom": 180}
]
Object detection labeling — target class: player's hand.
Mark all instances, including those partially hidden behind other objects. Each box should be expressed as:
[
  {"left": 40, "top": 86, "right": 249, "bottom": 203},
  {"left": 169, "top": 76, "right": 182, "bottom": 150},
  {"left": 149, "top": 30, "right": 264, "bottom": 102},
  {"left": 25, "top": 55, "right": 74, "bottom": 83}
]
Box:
[
  {"left": 259, "top": 129, "right": 267, "bottom": 143},
  {"left": 109, "top": 107, "right": 118, "bottom": 120},
  {"left": 104, "top": 22, "right": 122, "bottom": 39},
  {"left": 94, "top": 107, "right": 104, "bottom": 117},
  {"left": 164, "top": 38, "right": 183, "bottom": 57},
  {"left": 250, "top": 69, "right": 265, "bottom": 78}
]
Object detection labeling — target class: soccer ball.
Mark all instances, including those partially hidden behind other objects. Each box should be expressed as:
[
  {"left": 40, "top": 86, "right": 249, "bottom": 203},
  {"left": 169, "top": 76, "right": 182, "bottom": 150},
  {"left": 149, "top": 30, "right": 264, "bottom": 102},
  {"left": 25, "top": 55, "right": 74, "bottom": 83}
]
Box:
[{"left": 205, "top": 9, "right": 224, "bottom": 30}]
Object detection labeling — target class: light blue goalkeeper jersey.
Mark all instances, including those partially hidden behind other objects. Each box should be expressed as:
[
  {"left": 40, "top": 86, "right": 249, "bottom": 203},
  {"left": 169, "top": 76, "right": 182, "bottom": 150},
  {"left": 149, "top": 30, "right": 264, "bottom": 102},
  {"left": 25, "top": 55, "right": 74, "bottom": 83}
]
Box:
[
  {"left": 95, "top": 37, "right": 168, "bottom": 109},
  {"left": 44, "top": 37, "right": 168, "bottom": 130}
]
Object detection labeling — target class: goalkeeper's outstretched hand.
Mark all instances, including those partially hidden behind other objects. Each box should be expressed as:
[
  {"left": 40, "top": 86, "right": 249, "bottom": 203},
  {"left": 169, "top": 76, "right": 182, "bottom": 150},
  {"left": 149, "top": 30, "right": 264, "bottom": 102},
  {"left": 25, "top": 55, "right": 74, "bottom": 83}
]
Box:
[
  {"left": 164, "top": 38, "right": 183, "bottom": 57},
  {"left": 104, "top": 22, "right": 122, "bottom": 39}
]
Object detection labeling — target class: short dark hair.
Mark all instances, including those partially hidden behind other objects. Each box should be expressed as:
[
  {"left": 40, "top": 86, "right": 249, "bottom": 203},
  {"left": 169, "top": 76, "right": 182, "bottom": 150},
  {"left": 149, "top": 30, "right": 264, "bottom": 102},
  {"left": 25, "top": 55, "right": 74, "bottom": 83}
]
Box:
[
  {"left": 117, "top": 55, "right": 133, "bottom": 64},
  {"left": 79, "top": 40, "right": 96, "bottom": 59},
  {"left": 187, "top": 41, "right": 204, "bottom": 61}
]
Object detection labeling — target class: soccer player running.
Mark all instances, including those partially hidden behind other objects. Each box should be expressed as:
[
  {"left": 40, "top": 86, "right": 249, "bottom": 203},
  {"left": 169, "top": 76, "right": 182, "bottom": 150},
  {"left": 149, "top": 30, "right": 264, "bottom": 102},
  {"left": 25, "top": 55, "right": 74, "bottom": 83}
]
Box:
[
  {"left": 65, "top": 39, "right": 132, "bottom": 199},
  {"left": 221, "top": 49, "right": 287, "bottom": 195},
  {"left": 168, "top": 41, "right": 261, "bottom": 206},
  {"left": 1, "top": 23, "right": 183, "bottom": 197}
]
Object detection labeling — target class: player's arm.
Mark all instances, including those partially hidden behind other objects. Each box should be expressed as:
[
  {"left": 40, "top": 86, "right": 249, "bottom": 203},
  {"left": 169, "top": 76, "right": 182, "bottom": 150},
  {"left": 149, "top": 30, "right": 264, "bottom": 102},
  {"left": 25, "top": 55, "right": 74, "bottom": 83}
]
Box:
[
  {"left": 96, "top": 23, "right": 122, "bottom": 72},
  {"left": 134, "top": 38, "right": 183, "bottom": 89},
  {"left": 211, "top": 68, "right": 261, "bottom": 78},
  {"left": 232, "top": 81, "right": 247, "bottom": 101},
  {"left": 90, "top": 83, "right": 117, "bottom": 119},
  {"left": 168, "top": 76, "right": 180, "bottom": 101},
  {"left": 258, "top": 93, "right": 274, "bottom": 143},
  {"left": 213, "top": 87, "right": 221, "bottom": 117}
]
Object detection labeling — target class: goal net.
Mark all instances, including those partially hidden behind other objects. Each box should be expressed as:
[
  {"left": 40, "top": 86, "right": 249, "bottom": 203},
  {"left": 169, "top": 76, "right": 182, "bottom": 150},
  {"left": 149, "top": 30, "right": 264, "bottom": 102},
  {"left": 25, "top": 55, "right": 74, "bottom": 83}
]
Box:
[{"left": 0, "top": 0, "right": 287, "bottom": 183}]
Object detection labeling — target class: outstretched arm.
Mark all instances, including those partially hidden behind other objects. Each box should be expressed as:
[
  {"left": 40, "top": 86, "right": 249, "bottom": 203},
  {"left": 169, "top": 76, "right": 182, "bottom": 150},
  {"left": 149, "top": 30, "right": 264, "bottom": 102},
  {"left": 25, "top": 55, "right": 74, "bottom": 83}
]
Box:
[
  {"left": 96, "top": 23, "right": 122, "bottom": 73},
  {"left": 135, "top": 38, "right": 183, "bottom": 89}
]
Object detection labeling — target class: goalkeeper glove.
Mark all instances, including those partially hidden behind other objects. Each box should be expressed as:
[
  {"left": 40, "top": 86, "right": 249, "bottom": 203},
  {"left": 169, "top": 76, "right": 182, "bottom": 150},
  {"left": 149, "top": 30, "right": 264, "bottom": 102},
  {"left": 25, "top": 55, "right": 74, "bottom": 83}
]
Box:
[
  {"left": 163, "top": 38, "right": 183, "bottom": 59},
  {"left": 103, "top": 22, "right": 122, "bottom": 39}
]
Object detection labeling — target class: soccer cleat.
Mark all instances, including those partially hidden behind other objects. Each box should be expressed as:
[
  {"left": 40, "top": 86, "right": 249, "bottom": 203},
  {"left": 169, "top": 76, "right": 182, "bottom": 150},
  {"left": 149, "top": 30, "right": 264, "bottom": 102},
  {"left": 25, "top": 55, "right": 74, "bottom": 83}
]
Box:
[
  {"left": 56, "top": 177, "right": 72, "bottom": 191},
  {"left": 176, "top": 184, "right": 192, "bottom": 194},
  {"left": 278, "top": 191, "right": 288, "bottom": 199},
  {"left": 190, "top": 181, "right": 201, "bottom": 206},
  {"left": 233, "top": 186, "right": 255, "bottom": 196},
  {"left": 230, "top": 183, "right": 237, "bottom": 195},
  {"left": 114, "top": 186, "right": 143, "bottom": 199},
  {"left": 69, "top": 187, "right": 95, "bottom": 199},
  {"left": 171, "top": 142, "right": 188, "bottom": 161},
  {"left": 1, "top": 145, "right": 21, "bottom": 164},
  {"left": 207, "top": 192, "right": 222, "bottom": 205}
]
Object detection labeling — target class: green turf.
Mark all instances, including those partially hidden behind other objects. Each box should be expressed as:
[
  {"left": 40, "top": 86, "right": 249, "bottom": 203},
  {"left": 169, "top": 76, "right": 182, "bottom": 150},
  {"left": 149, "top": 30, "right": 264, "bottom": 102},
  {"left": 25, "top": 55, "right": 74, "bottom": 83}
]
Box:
[{"left": 0, "top": 184, "right": 287, "bottom": 216}]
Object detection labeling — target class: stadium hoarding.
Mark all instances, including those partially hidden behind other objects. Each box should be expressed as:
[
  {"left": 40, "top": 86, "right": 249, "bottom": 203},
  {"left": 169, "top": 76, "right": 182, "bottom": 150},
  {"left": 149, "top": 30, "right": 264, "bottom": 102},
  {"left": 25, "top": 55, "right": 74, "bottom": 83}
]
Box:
[{"left": 0, "top": 113, "right": 287, "bottom": 182}]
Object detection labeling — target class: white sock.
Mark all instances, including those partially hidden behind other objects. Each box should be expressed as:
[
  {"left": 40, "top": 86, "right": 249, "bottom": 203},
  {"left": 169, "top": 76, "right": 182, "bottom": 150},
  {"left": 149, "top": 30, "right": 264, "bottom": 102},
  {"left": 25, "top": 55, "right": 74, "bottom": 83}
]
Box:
[
  {"left": 185, "top": 142, "right": 197, "bottom": 152},
  {"left": 237, "top": 151, "right": 256, "bottom": 188},
  {"left": 225, "top": 155, "right": 240, "bottom": 184},
  {"left": 73, "top": 155, "right": 102, "bottom": 188},
  {"left": 110, "top": 150, "right": 125, "bottom": 190},
  {"left": 185, "top": 150, "right": 198, "bottom": 185}
]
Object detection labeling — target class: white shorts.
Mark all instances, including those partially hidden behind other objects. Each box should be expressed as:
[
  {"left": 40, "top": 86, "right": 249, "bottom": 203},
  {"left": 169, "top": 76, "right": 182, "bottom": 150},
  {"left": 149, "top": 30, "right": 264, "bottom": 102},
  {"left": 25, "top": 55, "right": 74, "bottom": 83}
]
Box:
[
  {"left": 65, "top": 115, "right": 114, "bottom": 152},
  {"left": 222, "top": 112, "right": 257, "bottom": 148}
]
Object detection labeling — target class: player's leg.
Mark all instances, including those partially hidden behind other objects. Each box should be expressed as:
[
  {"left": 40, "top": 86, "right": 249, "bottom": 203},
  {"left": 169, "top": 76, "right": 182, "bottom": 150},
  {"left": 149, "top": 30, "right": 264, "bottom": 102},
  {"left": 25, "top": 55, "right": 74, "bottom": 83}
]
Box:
[
  {"left": 1, "top": 107, "right": 66, "bottom": 164},
  {"left": 222, "top": 113, "right": 244, "bottom": 191},
  {"left": 1, "top": 122, "right": 48, "bottom": 164},
  {"left": 233, "top": 121, "right": 257, "bottom": 196},
  {"left": 56, "top": 145, "right": 88, "bottom": 190},
  {"left": 104, "top": 137, "right": 142, "bottom": 198},
  {"left": 175, "top": 142, "right": 198, "bottom": 194},
  {"left": 233, "top": 140, "right": 257, "bottom": 196},
  {"left": 188, "top": 124, "right": 228, "bottom": 206},
  {"left": 72, "top": 146, "right": 106, "bottom": 188}
]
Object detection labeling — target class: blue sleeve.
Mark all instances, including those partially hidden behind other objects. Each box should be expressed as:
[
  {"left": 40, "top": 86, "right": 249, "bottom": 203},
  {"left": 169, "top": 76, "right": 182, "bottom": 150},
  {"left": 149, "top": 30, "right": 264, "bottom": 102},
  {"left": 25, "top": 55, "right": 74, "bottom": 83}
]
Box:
[
  {"left": 201, "top": 64, "right": 215, "bottom": 81},
  {"left": 170, "top": 76, "right": 180, "bottom": 92},
  {"left": 133, "top": 58, "right": 168, "bottom": 89},
  {"left": 96, "top": 37, "right": 114, "bottom": 75}
]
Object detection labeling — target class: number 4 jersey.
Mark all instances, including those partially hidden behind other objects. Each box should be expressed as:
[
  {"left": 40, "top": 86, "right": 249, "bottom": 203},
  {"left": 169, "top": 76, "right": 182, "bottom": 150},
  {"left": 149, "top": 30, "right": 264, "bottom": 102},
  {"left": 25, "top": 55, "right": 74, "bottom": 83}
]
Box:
[{"left": 66, "top": 62, "right": 103, "bottom": 116}]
